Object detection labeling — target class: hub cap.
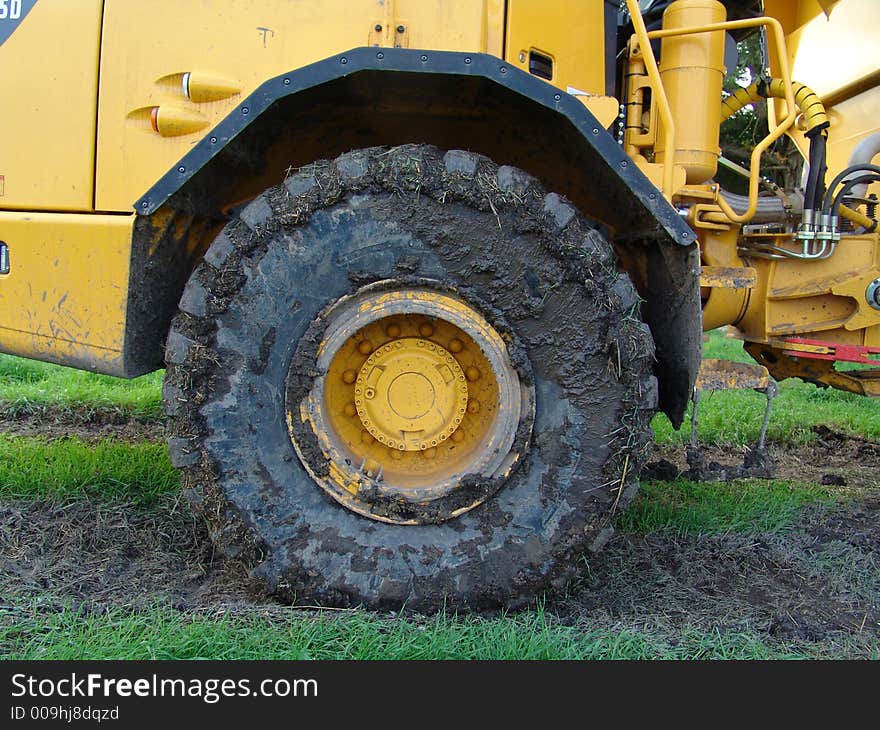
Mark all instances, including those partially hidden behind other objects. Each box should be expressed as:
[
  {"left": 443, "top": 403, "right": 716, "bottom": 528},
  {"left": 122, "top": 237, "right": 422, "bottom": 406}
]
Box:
[
  {"left": 287, "top": 283, "right": 533, "bottom": 525},
  {"left": 355, "top": 338, "right": 469, "bottom": 452}
]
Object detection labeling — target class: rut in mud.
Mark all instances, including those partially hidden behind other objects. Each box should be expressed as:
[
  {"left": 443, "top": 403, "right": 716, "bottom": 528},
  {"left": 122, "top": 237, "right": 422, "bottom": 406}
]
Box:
[{"left": 1, "top": 415, "right": 878, "bottom": 644}]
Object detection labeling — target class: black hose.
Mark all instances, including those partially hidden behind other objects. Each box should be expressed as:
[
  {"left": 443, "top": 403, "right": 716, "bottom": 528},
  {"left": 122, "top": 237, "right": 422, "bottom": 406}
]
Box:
[
  {"left": 831, "top": 174, "right": 880, "bottom": 215},
  {"left": 824, "top": 163, "right": 880, "bottom": 214},
  {"left": 803, "top": 132, "right": 822, "bottom": 212},
  {"left": 811, "top": 131, "right": 827, "bottom": 212}
]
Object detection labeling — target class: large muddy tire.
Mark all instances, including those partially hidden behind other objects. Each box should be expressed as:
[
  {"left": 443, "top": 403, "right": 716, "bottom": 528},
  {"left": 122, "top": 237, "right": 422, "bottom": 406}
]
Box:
[{"left": 163, "top": 144, "right": 657, "bottom": 611}]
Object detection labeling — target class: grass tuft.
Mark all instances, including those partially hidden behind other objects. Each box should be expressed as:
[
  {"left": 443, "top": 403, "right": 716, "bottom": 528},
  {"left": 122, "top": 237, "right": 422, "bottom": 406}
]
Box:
[
  {"left": 616, "top": 478, "right": 836, "bottom": 536},
  {"left": 0, "top": 354, "right": 163, "bottom": 420},
  {"left": 2, "top": 604, "right": 874, "bottom": 660},
  {"left": 0, "top": 435, "right": 179, "bottom": 507}
]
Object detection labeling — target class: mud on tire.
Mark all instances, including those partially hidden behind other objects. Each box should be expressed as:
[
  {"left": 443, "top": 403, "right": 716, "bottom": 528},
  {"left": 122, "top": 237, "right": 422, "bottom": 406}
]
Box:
[{"left": 163, "top": 144, "right": 657, "bottom": 611}]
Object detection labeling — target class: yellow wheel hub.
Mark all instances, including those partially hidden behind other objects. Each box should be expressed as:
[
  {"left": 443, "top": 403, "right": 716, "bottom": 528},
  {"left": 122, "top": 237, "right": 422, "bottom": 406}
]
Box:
[
  {"left": 288, "top": 284, "right": 534, "bottom": 525},
  {"left": 355, "top": 339, "right": 469, "bottom": 451}
]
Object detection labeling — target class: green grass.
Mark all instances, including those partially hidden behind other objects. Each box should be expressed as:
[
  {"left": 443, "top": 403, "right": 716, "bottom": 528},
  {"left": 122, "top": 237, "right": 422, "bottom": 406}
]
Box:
[
  {"left": 616, "top": 479, "right": 836, "bottom": 536},
  {"left": 651, "top": 330, "right": 880, "bottom": 445},
  {"left": 0, "top": 435, "right": 179, "bottom": 507},
  {"left": 0, "top": 354, "right": 163, "bottom": 420},
  {"left": 3, "top": 604, "right": 871, "bottom": 660},
  {"left": 0, "top": 433, "right": 836, "bottom": 539}
]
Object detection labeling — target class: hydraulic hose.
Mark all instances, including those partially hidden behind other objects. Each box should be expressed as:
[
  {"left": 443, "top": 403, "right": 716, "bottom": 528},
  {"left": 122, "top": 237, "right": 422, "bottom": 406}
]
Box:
[
  {"left": 831, "top": 175, "right": 880, "bottom": 216},
  {"left": 823, "top": 163, "right": 880, "bottom": 215},
  {"left": 720, "top": 78, "right": 829, "bottom": 133},
  {"left": 845, "top": 133, "right": 880, "bottom": 199}
]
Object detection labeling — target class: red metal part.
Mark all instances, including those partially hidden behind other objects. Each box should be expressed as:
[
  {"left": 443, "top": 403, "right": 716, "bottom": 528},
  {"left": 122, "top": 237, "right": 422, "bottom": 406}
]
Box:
[{"left": 781, "top": 337, "right": 880, "bottom": 365}]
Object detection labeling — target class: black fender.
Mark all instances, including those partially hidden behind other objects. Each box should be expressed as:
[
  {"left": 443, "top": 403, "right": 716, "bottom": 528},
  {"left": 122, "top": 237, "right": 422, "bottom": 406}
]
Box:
[{"left": 131, "top": 47, "right": 700, "bottom": 426}]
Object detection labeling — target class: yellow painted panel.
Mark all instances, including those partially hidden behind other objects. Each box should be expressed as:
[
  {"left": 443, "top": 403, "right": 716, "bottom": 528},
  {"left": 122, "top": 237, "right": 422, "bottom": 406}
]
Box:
[
  {"left": 504, "top": 0, "right": 606, "bottom": 96},
  {"left": 96, "top": 0, "right": 506, "bottom": 212},
  {"left": 396, "top": 0, "right": 499, "bottom": 53},
  {"left": 788, "top": 0, "right": 879, "bottom": 99},
  {"left": 0, "top": 211, "right": 134, "bottom": 373},
  {"left": 0, "top": 0, "right": 102, "bottom": 211}
]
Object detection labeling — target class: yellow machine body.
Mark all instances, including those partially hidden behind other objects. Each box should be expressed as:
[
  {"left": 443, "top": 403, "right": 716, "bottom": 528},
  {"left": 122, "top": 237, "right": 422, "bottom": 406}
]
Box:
[{"left": 0, "top": 0, "right": 878, "bottom": 397}]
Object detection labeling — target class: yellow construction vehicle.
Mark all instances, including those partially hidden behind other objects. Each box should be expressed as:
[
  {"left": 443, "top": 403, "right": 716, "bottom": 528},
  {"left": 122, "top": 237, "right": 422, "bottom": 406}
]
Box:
[{"left": 0, "top": 0, "right": 877, "bottom": 609}]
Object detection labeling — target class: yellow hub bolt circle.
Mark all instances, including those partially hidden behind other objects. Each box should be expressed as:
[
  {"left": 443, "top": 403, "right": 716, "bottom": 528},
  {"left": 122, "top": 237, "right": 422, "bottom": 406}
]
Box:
[{"left": 355, "top": 338, "right": 468, "bottom": 451}]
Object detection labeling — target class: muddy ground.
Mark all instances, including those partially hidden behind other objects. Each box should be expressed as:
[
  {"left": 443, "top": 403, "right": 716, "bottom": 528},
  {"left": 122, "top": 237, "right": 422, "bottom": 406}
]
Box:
[{"left": 0, "top": 416, "right": 878, "bottom": 652}]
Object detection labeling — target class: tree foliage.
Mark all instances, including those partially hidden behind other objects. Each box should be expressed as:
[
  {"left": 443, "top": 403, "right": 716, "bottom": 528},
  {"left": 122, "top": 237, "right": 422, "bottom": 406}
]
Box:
[{"left": 719, "top": 31, "right": 802, "bottom": 192}]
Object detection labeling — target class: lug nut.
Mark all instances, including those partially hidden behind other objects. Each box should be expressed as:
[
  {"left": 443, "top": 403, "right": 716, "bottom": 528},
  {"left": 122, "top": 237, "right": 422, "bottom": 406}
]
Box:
[
  {"left": 344, "top": 402, "right": 357, "bottom": 417},
  {"left": 448, "top": 338, "right": 464, "bottom": 353},
  {"left": 342, "top": 369, "right": 356, "bottom": 384},
  {"left": 467, "top": 399, "right": 481, "bottom": 414},
  {"left": 386, "top": 323, "right": 401, "bottom": 338},
  {"left": 465, "top": 366, "right": 481, "bottom": 382},
  {"left": 358, "top": 340, "right": 373, "bottom": 355},
  {"left": 419, "top": 322, "right": 434, "bottom": 337}
]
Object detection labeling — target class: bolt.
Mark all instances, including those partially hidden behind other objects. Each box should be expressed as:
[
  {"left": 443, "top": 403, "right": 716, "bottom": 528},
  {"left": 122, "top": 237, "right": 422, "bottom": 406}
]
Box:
[
  {"left": 448, "top": 338, "right": 463, "bottom": 353},
  {"left": 419, "top": 323, "right": 434, "bottom": 337},
  {"left": 342, "top": 369, "right": 356, "bottom": 384},
  {"left": 397, "top": 24, "right": 405, "bottom": 33},
  {"left": 464, "top": 57, "right": 472, "bottom": 64},
  {"left": 421, "top": 54, "right": 427, "bottom": 62},
  {"left": 358, "top": 340, "right": 373, "bottom": 355},
  {"left": 374, "top": 24, "right": 382, "bottom": 31},
  {"left": 465, "top": 366, "right": 480, "bottom": 382},
  {"left": 241, "top": 107, "right": 249, "bottom": 115},
  {"left": 386, "top": 323, "right": 401, "bottom": 338},
  {"left": 365, "top": 387, "right": 376, "bottom": 400},
  {"left": 178, "top": 166, "right": 186, "bottom": 173},
  {"left": 344, "top": 402, "right": 357, "bottom": 417},
  {"left": 467, "top": 400, "right": 481, "bottom": 414},
  {"left": 518, "top": 52, "right": 525, "bottom": 63}
]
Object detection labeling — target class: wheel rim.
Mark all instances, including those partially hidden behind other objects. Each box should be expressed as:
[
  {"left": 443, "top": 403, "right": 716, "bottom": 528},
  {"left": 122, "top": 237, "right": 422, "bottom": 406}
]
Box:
[{"left": 287, "top": 283, "right": 533, "bottom": 525}]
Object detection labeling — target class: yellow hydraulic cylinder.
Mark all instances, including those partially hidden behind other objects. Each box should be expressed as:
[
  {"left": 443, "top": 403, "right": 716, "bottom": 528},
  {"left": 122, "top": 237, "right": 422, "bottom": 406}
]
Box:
[{"left": 655, "top": 0, "right": 727, "bottom": 185}]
